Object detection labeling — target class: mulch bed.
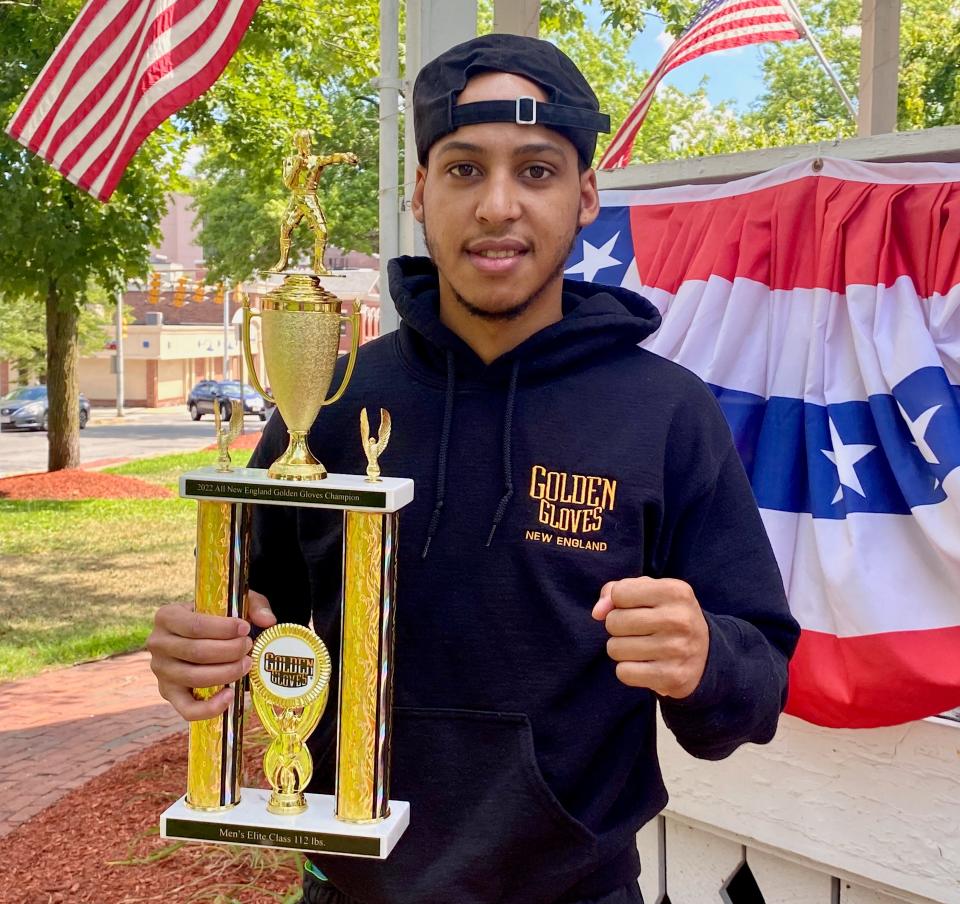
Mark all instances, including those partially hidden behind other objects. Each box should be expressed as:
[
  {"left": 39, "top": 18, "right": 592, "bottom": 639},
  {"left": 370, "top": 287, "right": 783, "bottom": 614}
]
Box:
[
  {"left": 0, "top": 732, "right": 303, "bottom": 904},
  {"left": 0, "top": 469, "right": 171, "bottom": 500}
]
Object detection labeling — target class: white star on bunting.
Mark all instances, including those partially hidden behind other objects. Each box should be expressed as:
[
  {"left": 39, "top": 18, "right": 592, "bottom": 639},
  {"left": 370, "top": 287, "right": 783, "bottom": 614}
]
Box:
[
  {"left": 822, "top": 418, "right": 876, "bottom": 505},
  {"left": 565, "top": 232, "right": 621, "bottom": 282},
  {"left": 897, "top": 401, "right": 941, "bottom": 465}
]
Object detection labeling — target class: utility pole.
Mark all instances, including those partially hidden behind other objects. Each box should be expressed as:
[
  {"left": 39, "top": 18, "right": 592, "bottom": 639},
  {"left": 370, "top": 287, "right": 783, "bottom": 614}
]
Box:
[
  {"left": 223, "top": 281, "right": 231, "bottom": 380},
  {"left": 115, "top": 288, "right": 125, "bottom": 416},
  {"left": 237, "top": 281, "right": 246, "bottom": 434}
]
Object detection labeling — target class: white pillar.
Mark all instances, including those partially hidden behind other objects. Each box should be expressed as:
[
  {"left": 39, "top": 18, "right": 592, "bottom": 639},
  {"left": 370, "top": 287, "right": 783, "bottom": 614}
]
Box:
[
  {"left": 493, "top": 0, "right": 540, "bottom": 36},
  {"left": 400, "top": 0, "right": 478, "bottom": 258},
  {"left": 377, "top": 0, "right": 401, "bottom": 333},
  {"left": 858, "top": 0, "right": 901, "bottom": 136}
]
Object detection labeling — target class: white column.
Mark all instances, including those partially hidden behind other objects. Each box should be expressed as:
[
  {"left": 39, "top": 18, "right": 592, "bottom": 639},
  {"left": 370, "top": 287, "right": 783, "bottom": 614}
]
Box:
[
  {"left": 400, "top": 0, "right": 478, "bottom": 258},
  {"left": 493, "top": 0, "right": 540, "bottom": 36},
  {"left": 858, "top": 0, "right": 901, "bottom": 136},
  {"left": 377, "top": 0, "right": 401, "bottom": 333}
]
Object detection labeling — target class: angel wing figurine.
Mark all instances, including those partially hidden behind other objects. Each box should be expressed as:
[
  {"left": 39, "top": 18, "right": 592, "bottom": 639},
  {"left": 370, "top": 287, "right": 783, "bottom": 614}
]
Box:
[
  {"left": 214, "top": 398, "right": 244, "bottom": 472},
  {"left": 360, "top": 407, "right": 391, "bottom": 482}
]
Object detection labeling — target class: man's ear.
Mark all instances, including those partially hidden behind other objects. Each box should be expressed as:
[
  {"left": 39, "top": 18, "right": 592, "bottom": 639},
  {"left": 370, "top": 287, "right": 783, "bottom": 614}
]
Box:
[
  {"left": 411, "top": 165, "right": 427, "bottom": 224},
  {"left": 577, "top": 167, "right": 600, "bottom": 229}
]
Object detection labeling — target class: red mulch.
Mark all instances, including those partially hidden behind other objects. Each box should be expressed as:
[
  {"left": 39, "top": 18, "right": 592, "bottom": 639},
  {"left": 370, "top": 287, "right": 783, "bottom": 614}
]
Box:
[
  {"left": 204, "top": 430, "right": 263, "bottom": 453},
  {"left": 0, "top": 469, "right": 171, "bottom": 500},
  {"left": 0, "top": 733, "right": 303, "bottom": 904}
]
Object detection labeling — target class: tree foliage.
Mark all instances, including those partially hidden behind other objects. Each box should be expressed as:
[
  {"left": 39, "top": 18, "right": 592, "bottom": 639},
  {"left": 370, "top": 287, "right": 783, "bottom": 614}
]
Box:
[
  {"left": 0, "top": 291, "right": 120, "bottom": 384},
  {"left": 703, "top": 0, "right": 959, "bottom": 152},
  {"left": 182, "top": 0, "right": 383, "bottom": 282}
]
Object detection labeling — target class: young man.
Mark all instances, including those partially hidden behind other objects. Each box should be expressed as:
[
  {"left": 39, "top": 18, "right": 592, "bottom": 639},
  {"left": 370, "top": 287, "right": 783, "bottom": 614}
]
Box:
[{"left": 149, "top": 34, "right": 800, "bottom": 904}]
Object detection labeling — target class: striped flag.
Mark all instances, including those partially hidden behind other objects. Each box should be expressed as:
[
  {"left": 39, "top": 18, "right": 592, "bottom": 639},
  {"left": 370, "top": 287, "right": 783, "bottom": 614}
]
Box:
[
  {"left": 565, "top": 158, "right": 960, "bottom": 728},
  {"left": 598, "top": 0, "right": 801, "bottom": 171},
  {"left": 6, "top": 0, "right": 262, "bottom": 202}
]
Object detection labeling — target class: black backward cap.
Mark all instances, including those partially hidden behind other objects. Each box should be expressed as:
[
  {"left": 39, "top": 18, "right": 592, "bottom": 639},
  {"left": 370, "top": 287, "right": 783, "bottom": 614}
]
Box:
[{"left": 413, "top": 33, "right": 610, "bottom": 167}]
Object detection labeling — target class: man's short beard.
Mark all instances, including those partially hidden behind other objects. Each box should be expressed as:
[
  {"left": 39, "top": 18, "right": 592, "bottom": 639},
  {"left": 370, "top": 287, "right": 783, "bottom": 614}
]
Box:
[{"left": 422, "top": 217, "right": 577, "bottom": 322}]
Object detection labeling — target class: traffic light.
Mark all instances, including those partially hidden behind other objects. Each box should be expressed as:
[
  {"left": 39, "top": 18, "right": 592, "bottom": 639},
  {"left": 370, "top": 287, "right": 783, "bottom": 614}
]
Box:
[
  {"left": 173, "top": 275, "right": 187, "bottom": 307},
  {"left": 147, "top": 271, "right": 162, "bottom": 304},
  {"left": 191, "top": 280, "right": 206, "bottom": 304},
  {"left": 213, "top": 282, "right": 225, "bottom": 305}
]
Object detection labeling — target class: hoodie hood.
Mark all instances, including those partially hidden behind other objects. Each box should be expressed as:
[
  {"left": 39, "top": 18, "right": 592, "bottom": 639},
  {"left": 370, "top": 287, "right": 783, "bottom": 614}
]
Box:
[{"left": 388, "top": 256, "right": 662, "bottom": 384}]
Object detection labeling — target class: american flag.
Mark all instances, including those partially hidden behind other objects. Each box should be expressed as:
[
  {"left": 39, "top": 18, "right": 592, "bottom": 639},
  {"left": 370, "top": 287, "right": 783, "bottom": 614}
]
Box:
[
  {"left": 6, "top": 0, "right": 262, "bottom": 202},
  {"left": 598, "top": 0, "right": 802, "bottom": 170}
]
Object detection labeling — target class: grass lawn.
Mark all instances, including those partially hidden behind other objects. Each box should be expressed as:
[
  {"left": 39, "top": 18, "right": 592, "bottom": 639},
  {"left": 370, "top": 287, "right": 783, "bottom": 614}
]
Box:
[{"left": 0, "top": 449, "right": 251, "bottom": 682}]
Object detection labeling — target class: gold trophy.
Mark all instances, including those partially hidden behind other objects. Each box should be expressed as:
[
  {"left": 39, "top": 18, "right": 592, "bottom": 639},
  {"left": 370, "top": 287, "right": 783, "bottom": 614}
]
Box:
[
  {"left": 160, "top": 132, "right": 412, "bottom": 858},
  {"left": 242, "top": 276, "right": 360, "bottom": 480}
]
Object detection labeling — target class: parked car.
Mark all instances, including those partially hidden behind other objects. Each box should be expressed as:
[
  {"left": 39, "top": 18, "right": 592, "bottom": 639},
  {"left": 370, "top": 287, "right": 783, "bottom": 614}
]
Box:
[
  {"left": 0, "top": 385, "right": 91, "bottom": 431},
  {"left": 187, "top": 380, "right": 267, "bottom": 421}
]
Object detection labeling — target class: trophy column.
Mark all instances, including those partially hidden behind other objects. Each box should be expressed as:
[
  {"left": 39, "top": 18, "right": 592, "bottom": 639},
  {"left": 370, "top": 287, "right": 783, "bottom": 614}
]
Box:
[
  {"left": 337, "top": 510, "right": 399, "bottom": 822},
  {"left": 186, "top": 501, "right": 251, "bottom": 810}
]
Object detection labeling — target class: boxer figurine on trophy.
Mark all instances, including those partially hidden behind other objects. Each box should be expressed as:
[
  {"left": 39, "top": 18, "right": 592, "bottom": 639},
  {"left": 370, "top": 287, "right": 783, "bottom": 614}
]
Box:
[{"left": 269, "top": 129, "right": 359, "bottom": 275}]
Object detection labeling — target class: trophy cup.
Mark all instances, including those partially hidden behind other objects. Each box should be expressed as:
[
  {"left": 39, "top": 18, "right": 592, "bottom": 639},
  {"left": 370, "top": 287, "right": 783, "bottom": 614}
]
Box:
[{"left": 159, "top": 133, "right": 413, "bottom": 858}]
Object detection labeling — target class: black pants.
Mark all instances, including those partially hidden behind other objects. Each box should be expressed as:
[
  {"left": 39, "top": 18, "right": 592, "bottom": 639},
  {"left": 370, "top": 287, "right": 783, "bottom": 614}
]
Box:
[{"left": 301, "top": 870, "right": 644, "bottom": 904}]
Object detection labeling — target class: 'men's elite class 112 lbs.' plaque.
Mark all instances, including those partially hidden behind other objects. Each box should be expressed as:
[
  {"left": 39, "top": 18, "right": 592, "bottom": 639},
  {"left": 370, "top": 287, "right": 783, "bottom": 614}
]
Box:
[{"left": 159, "top": 131, "right": 413, "bottom": 859}]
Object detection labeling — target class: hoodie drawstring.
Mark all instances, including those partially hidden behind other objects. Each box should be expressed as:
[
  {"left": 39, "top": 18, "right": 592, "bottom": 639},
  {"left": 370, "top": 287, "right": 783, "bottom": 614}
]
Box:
[
  {"left": 421, "top": 351, "right": 456, "bottom": 559},
  {"left": 421, "top": 356, "right": 520, "bottom": 557},
  {"left": 485, "top": 361, "right": 519, "bottom": 547}
]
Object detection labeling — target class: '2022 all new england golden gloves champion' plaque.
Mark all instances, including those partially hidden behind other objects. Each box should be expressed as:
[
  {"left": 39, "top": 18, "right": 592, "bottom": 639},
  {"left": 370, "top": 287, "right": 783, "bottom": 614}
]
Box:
[{"left": 159, "top": 132, "right": 413, "bottom": 859}]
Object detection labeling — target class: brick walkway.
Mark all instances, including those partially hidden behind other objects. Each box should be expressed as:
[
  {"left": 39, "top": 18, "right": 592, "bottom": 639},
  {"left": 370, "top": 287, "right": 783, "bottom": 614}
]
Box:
[{"left": 0, "top": 651, "right": 185, "bottom": 837}]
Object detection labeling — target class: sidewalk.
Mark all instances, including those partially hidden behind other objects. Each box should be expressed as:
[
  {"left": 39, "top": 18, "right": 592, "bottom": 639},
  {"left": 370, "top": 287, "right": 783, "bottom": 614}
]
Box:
[
  {"left": 89, "top": 405, "right": 168, "bottom": 426},
  {"left": 0, "top": 652, "right": 185, "bottom": 838}
]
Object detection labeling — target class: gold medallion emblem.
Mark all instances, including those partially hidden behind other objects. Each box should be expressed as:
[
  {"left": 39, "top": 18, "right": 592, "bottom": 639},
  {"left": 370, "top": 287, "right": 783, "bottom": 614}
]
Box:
[{"left": 249, "top": 624, "right": 332, "bottom": 815}]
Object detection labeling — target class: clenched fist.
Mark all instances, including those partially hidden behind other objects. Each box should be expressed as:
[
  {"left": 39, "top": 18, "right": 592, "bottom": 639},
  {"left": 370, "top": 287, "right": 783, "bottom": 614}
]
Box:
[{"left": 592, "top": 576, "right": 709, "bottom": 699}]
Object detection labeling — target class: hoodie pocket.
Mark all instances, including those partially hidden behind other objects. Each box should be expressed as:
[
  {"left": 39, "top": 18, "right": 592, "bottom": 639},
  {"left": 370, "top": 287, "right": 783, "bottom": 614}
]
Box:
[{"left": 315, "top": 706, "right": 600, "bottom": 904}]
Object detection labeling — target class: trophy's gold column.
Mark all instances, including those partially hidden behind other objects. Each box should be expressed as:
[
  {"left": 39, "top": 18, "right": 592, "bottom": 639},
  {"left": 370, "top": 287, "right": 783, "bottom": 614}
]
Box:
[
  {"left": 336, "top": 511, "right": 398, "bottom": 822},
  {"left": 186, "top": 501, "right": 251, "bottom": 810}
]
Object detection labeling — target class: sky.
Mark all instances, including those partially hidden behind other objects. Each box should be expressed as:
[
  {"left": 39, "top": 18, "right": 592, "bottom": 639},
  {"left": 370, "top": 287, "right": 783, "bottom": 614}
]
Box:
[{"left": 584, "top": 3, "right": 770, "bottom": 113}]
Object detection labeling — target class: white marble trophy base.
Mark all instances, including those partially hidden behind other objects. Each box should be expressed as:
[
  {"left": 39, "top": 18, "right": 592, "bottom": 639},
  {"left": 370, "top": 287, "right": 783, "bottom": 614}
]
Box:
[{"left": 161, "top": 789, "right": 410, "bottom": 858}]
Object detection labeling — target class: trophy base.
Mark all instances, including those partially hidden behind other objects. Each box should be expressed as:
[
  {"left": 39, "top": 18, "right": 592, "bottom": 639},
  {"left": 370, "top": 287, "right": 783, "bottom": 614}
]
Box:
[
  {"left": 161, "top": 789, "right": 409, "bottom": 858},
  {"left": 269, "top": 431, "right": 327, "bottom": 481},
  {"left": 268, "top": 461, "right": 328, "bottom": 481}
]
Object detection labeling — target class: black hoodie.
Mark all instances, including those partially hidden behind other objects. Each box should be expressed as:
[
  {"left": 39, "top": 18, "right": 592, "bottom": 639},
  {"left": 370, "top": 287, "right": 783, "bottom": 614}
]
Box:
[{"left": 248, "top": 256, "right": 800, "bottom": 904}]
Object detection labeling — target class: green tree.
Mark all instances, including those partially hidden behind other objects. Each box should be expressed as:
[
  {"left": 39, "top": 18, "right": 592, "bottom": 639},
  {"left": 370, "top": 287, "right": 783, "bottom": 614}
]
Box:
[
  {"left": 182, "top": 0, "right": 383, "bottom": 282},
  {"left": 0, "top": 1, "right": 182, "bottom": 469},
  {"left": 696, "top": 0, "right": 959, "bottom": 152},
  {"left": 0, "top": 291, "right": 121, "bottom": 386}
]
